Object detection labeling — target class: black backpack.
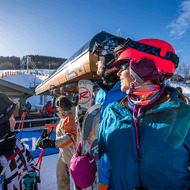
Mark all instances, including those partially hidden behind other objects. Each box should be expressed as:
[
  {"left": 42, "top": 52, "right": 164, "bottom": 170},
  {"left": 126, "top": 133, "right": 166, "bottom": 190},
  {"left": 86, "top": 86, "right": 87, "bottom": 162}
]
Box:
[{"left": 43, "top": 106, "right": 49, "bottom": 117}]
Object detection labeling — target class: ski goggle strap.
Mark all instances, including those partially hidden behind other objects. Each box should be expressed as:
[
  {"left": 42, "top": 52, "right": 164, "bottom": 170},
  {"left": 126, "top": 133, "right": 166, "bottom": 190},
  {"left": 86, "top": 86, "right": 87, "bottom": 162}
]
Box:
[
  {"left": 114, "top": 38, "right": 179, "bottom": 68},
  {"left": 92, "top": 42, "right": 116, "bottom": 56},
  {"left": 92, "top": 42, "right": 103, "bottom": 56}
]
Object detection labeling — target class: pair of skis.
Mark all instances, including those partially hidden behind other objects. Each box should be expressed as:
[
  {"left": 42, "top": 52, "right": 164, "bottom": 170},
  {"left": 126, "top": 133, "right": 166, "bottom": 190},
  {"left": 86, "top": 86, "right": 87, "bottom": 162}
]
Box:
[{"left": 75, "top": 104, "right": 101, "bottom": 190}]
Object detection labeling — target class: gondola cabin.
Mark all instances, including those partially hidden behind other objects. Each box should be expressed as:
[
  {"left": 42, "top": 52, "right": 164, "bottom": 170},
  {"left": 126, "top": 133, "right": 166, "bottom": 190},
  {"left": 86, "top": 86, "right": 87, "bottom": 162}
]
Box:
[{"left": 35, "top": 31, "right": 125, "bottom": 95}]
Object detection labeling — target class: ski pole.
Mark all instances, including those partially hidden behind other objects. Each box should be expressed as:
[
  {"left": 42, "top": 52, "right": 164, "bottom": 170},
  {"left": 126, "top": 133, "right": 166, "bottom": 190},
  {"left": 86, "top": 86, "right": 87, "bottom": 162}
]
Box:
[
  {"left": 38, "top": 127, "right": 54, "bottom": 171},
  {"left": 17, "top": 112, "right": 26, "bottom": 131},
  {"left": 35, "top": 129, "right": 48, "bottom": 167},
  {"left": 36, "top": 127, "right": 54, "bottom": 171}
]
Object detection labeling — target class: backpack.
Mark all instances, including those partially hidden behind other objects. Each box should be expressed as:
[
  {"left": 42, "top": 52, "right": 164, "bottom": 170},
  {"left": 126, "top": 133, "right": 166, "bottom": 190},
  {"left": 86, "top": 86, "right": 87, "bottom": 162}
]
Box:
[
  {"left": 43, "top": 106, "right": 49, "bottom": 117},
  {"left": 27, "top": 103, "right": 31, "bottom": 110}
]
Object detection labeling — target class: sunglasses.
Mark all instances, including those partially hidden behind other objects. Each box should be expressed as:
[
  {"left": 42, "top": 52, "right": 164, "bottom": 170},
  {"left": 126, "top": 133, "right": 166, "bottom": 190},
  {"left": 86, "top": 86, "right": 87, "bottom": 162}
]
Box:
[{"left": 119, "top": 61, "right": 130, "bottom": 72}]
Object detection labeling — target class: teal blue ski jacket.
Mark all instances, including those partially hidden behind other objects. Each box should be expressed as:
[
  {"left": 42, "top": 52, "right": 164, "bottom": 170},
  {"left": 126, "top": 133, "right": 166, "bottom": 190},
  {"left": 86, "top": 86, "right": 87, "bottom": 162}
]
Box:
[{"left": 99, "top": 87, "right": 190, "bottom": 190}]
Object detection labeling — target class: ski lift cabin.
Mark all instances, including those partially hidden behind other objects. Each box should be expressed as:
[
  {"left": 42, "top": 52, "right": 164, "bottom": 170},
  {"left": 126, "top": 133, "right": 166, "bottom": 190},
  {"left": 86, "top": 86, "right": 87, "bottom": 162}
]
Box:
[{"left": 35, "top": 31, "right": 123, "bottom": 96}]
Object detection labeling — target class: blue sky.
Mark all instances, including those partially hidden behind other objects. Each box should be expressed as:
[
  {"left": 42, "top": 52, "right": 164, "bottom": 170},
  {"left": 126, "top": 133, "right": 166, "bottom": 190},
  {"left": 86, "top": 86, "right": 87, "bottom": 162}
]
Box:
[{"left": 0, "top": 0, "right": 190, "bottom": 67}]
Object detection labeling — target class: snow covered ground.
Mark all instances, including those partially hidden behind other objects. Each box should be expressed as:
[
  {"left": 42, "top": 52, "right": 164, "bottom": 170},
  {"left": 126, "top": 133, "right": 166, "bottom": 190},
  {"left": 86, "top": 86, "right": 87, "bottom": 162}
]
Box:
[
  {"left": 34, "top": 154, "right": 58, "bottom": 190},
  {"left": 3, "top": 72, "right": 42, "bottom": 88}
]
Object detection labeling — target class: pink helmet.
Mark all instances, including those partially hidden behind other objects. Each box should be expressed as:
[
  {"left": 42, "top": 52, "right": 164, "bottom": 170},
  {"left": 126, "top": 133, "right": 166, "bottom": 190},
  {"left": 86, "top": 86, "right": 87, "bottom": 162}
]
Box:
[{"left": 114, "top": 38, "right": 179, "bottom": 83}]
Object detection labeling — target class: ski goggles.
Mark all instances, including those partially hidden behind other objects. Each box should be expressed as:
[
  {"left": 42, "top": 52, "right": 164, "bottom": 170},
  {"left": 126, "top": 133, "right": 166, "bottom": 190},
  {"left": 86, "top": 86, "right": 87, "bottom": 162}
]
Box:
[
  {"left": 114, "top": 57, "right": 163, "bottom": 83},
  {"left": 92, "top": 42, "right": 116, "bottom": 56}
]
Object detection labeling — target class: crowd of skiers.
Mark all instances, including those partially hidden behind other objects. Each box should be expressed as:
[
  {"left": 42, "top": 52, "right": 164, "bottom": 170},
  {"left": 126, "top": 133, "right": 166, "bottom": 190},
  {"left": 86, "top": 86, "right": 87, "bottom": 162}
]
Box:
[{"left": 1, "top": 35, "right": 190, "bottom": 190}]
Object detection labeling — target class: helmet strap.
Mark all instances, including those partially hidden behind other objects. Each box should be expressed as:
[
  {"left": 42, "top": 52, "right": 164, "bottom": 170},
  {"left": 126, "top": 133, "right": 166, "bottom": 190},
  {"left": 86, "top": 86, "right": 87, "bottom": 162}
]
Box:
[{"left": 101, "top": 65, "right": 106, "bottom": 78}]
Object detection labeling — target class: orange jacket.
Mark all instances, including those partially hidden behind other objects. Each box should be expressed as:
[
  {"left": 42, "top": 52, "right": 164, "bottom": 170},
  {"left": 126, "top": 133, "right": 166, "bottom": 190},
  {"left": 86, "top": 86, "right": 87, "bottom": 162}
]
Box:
[
  {"left": 55, "top": 112, "right": 77, "bottom": 148},
  {"left": 59, "top": 112, "right": 77, "bottom": 148},
  {"left": 55, "top": 112, "right": 77, "bottom": 166}
]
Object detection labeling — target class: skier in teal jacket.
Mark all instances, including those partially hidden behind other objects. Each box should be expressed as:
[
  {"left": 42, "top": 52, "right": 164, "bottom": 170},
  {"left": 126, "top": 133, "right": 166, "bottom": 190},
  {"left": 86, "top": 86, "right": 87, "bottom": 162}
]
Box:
[
  {"left": 98, "top": 38, "right": 190, "bottom": 189},
  {"left": 71, "top": 37, "right": 190, "bottom": 189}
]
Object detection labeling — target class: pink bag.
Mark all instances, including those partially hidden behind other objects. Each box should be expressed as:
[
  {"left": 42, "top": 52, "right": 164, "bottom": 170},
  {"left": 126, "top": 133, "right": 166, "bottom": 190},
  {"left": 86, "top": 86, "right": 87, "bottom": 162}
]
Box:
[{"left": 70, "top": 142, "right": 97, "bottom": 188}]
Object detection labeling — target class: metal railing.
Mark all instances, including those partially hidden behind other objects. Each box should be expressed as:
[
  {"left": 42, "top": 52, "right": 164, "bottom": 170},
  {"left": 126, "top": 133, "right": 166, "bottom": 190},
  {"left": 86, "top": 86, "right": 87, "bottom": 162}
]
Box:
[{"left": 16, "top": 117, "right": 59, "bottom": 128}]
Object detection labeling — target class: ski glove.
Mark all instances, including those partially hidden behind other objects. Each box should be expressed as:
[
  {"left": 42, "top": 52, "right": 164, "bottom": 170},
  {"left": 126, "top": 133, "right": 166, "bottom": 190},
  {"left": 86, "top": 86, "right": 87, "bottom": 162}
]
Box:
[
  {"left": 70, "top": 141, "right": 97, "bottom": 188},
  {"left": 38, "top": 139, "right": 55, "bottom": 149}
]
